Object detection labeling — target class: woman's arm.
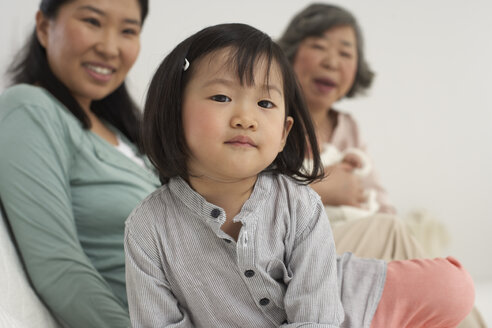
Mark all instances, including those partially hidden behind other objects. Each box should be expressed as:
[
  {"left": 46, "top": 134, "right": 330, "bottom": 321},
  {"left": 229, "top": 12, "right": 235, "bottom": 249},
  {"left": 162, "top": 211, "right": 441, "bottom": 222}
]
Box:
[
  {"left": 310, "top": 163, "right": 366, "bottom": 207},
  {"left": 329, "top": 111, "right": 396, "bottom": 213},
  {"left": 0, "top": 98, "right": 130, "bottom": 327},
  {"left": 125, "top": 222, "right": 194, "bottom": 328},
  {"left": 282, "top": 190, "right": 344, "bottom": 327}
]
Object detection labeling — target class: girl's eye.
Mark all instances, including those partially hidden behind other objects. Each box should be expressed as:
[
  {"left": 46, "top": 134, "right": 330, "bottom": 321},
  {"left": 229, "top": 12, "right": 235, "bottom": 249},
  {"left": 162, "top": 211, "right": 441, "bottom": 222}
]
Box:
[
  {"left": 258, "top": 100, "right": 274, "bottom": 109},
  {"left": 83, "top": 17, "right": 101, "bottom": 27},
  {"left": 211, "top": 95, "right": 231, "bottom": 102}
]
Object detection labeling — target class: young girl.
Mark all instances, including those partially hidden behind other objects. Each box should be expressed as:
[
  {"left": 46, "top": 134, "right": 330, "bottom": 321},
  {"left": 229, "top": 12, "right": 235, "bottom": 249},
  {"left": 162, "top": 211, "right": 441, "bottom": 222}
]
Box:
[{"left": 124, "top": 23, "right": 475, "bottom": 327}]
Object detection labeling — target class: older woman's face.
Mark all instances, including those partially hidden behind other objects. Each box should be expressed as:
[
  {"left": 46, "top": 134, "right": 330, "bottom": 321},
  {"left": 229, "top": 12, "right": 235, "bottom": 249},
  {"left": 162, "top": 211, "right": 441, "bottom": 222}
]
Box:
[{"left": 293, "top": 25, "right": 357, "bottom": 111}]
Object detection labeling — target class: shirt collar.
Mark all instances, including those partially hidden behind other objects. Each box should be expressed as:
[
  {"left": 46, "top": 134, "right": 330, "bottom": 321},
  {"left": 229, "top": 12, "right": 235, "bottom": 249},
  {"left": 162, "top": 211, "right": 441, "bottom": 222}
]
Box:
[{"left": 168, "top": 173, "right": 273, "bottom": 225}]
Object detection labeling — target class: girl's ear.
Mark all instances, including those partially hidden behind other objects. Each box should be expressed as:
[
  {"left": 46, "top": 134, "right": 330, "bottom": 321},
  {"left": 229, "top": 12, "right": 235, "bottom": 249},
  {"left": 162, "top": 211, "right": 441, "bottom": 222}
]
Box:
[
  {"left": 35, "top": 10, "right": 50, "bottom": 48},
  {"left": 279, "top": 116, "right": 294, "bottom": 151}
]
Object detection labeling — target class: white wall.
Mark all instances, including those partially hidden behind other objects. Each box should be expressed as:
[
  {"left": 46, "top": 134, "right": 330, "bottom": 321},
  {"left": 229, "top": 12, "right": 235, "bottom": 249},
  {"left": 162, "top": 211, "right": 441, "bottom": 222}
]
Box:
[{"left": 1, "top": 0, "right": 491, "bottom": 280}]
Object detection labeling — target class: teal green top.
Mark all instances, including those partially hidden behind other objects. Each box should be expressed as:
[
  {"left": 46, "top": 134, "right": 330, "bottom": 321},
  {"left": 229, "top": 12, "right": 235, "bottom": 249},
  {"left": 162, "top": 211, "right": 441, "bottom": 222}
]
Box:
[{"left": 0, "top": 85, "right": 160, "bottom": 327}]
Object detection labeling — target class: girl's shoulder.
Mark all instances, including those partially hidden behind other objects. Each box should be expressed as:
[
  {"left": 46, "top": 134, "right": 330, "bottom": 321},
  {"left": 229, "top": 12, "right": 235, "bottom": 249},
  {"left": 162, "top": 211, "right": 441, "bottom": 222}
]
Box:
[
  {"left": 268, "top": 173, "right": 323, "bottom": 213},
  {"left": 125, "top": 183, "right": 171, "bottom": 227},
  {"left": 267, "top": 173, "right": 325, "bottom": 238},
  {"left": 273, "top": 173, "right": 318, "bottom": 196}
]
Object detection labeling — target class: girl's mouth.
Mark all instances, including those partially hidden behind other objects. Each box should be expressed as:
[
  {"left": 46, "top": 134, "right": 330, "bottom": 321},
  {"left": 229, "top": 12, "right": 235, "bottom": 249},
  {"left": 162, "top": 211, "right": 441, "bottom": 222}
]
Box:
[{"left": 225, "top": 135, "right": 257, "bottom": 147}]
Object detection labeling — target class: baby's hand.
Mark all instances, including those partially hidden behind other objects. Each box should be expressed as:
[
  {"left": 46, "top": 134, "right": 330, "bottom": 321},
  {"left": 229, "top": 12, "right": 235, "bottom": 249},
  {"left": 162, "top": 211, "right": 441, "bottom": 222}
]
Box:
[{"left": 341, "top": 153, "right": 363, "bottom": 170}]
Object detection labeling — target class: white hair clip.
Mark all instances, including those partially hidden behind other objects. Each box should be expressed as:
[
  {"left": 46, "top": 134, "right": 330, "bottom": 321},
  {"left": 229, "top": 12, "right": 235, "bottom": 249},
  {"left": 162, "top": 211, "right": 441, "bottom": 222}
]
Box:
[{"left": 183, "top": 58, "right": 190, "bottom": 71}]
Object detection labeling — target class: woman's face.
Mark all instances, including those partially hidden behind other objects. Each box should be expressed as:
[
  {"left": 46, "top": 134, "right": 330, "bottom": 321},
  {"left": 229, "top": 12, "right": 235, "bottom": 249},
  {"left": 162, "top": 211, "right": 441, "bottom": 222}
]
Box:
[
  {"left": 36, "top": 0, "right": 142, "bottom": 109},
  {"left": 292, "top": 25, "right": 358, "bottom": 112}
]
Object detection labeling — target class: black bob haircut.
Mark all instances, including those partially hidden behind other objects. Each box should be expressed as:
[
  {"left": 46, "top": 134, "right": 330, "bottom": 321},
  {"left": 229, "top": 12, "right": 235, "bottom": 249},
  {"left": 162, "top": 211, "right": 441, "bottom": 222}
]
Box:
[{"left": 142, "top": 23, "right": 323, "bottom": 184}]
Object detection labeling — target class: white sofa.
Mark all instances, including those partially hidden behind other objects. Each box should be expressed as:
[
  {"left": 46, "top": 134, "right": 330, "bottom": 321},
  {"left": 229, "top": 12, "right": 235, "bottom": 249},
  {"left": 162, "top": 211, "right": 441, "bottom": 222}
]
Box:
[{"left": 0, "top": 209, "right": 60, "bottom": 328}]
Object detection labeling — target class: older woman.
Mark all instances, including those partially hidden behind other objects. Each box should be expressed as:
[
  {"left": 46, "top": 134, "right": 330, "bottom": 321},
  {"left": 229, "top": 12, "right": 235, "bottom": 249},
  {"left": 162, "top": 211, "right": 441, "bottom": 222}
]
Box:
[
  {"left": 278, "top": 4, "right": 484, "bottom": 327},
  {"left": 278, "top": 3, "right": 424, "bottom": 260}
]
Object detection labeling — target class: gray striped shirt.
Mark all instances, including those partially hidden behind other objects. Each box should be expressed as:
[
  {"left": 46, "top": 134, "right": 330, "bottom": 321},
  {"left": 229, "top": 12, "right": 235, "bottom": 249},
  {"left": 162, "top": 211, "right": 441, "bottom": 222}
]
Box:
[{"left": 125, "top": 173, "right": 385, "bottom": 328}]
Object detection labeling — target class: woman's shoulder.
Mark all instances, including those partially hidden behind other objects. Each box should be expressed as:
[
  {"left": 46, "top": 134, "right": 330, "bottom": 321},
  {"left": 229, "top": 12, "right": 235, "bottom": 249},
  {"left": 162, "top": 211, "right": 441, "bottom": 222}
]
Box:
[
  {"left": 332, "top": 108, "right": 359, "bottom": 128},
  {"left": 0, "top": 84, "right": 85, "bottom": 154},
  {"left": 330, "top": 108, "right": 362, "bottom": 149},
  {"left": 0, "top": 84, "right": 72, "bottom": 123},
  {"left": 0, "top": 84, "right": 84, "bottom": 137},
  {"left": 1, "top": 84, "right": 54, "bottom": 108}
]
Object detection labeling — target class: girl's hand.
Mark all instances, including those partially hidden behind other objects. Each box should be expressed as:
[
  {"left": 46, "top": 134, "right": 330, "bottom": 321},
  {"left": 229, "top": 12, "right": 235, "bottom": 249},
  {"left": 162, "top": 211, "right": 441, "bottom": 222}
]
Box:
[{"left": 310, "top": 163, "right": 366, "bottom": 207}]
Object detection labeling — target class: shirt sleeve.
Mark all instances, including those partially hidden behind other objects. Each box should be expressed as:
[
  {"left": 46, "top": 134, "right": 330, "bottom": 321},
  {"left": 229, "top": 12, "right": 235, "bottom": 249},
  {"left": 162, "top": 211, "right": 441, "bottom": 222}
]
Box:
[
  {"left": 125, "top": 219, "right": 194, "bottom": 328},
  {"left": 0, "top": 102, "right": 130, "bottom": 328},
  {"left": 282, "top": 190, "right": 344, "bottom": 327}
]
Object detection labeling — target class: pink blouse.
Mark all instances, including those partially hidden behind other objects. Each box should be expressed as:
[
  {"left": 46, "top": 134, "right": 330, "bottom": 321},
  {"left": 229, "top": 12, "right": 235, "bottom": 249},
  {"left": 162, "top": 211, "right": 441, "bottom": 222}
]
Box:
[{"left": 330, "top": 109, "right": 396, "bottom": 214}]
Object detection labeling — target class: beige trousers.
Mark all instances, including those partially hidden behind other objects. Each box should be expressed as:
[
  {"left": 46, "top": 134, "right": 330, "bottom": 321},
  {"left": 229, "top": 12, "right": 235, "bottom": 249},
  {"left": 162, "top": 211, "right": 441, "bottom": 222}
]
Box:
[{"left": 331, "top": 213, "right": 486, "bottom": 328}]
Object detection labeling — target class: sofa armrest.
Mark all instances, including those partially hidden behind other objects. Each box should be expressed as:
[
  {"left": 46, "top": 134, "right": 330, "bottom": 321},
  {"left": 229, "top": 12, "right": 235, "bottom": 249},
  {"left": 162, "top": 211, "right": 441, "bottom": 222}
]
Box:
[{"left": 0, "top": 203, "right": 60, "bottom": 328}]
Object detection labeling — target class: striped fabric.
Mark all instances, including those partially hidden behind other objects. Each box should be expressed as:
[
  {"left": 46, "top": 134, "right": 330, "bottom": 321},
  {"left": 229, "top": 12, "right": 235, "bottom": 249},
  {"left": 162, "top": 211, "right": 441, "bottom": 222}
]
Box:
[{"left": 125, "top": 173, "right": 385, "bottom": 327}]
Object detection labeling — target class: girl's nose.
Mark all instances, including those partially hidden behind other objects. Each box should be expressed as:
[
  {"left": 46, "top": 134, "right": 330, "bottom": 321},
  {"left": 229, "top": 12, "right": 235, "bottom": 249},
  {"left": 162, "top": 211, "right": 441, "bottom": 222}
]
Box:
[{"left": 230, "top": 111, "right": 258, "bottom": 130}]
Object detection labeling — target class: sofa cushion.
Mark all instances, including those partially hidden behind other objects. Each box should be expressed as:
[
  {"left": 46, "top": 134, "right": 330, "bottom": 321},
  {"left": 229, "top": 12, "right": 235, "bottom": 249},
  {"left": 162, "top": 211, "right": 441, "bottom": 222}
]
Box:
[{"left": 0, "top": 210, "right": 59, "bottom": 328}]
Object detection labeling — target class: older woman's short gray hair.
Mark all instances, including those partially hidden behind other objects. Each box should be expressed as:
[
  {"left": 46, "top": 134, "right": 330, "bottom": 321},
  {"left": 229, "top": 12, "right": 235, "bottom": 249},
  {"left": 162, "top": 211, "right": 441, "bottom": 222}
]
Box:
[{"left": 278, "top": 3, "right": 374, "bottom": 98}]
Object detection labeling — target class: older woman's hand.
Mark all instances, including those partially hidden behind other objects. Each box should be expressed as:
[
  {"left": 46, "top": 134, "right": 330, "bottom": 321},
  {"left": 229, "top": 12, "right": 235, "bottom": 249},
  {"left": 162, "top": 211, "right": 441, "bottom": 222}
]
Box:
[{"left": 310, "top": 163, "right": 366, "bottom": 207}]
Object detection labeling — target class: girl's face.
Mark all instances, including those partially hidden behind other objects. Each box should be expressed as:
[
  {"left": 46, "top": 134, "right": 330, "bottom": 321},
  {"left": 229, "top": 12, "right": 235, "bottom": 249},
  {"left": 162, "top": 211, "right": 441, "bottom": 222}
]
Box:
[
  {"left": 293, "top": 25, "right": 358, "bottom": 112},
  {"left": 182, "top": 48, "right": 293, "bottom": 183},
  {"left": 36, "top": 0, "right": 142, "bottom": 109}
]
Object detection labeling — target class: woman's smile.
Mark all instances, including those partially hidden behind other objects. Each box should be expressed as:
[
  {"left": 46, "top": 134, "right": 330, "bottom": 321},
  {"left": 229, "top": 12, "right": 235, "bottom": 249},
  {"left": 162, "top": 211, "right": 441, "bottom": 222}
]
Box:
[
  {"left": 83, "top": 62, "right": 116, "bottom": 82},
  {"left": 313, "top": 77, "right": 337, "bottom": 94}
]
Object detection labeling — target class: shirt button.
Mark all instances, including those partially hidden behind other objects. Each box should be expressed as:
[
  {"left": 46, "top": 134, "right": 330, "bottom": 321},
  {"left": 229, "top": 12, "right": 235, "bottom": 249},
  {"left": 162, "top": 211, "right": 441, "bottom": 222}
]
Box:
[
  {"left": 244, "top": 270, "right": 255, "bottom": 277},
  {"left": 259, "top": 298, "right": 270, "bottom": 306},
  {"left": 211, "top": 208, "right": 221, "bottom": 218}
]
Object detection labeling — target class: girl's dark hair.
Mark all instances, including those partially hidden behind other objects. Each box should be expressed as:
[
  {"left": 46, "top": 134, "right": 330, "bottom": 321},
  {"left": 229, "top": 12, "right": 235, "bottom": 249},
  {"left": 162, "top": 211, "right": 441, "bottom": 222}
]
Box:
[
  {"left": 7, "top": 0, "right": 149, "bottom": 145},
  {"left": 278, "top": 3, "right": 374, "bottom": 98},
  {"left": 143, "top": 23, "right": 323, "bottom": 185}
]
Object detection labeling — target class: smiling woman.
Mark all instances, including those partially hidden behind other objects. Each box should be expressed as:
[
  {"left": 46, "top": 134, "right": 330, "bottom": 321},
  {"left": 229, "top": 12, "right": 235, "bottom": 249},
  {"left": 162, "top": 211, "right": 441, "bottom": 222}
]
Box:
[
  {"left": 36, "top": 0, "right": 142, "bottom": 113},
  {"left": 293, "top": 25, "right": 358, "bottom": 118},
  {"left": 0, "top": 0, "right": 158, "bottom": 327}
]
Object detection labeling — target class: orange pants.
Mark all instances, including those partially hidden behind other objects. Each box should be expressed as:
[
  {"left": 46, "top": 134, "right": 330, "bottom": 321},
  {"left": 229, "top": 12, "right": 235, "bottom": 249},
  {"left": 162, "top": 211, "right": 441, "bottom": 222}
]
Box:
[{"left": 371, "top": 257, "right": 475, "bottom": 328}]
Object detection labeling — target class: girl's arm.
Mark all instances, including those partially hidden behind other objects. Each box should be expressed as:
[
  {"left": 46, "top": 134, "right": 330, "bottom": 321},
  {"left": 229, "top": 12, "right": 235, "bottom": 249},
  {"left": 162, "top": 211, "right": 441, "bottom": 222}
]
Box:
[
  {"left": 0, "top": 98, "right": 130, "bottom": 328},
  {"left": 282, "top": 191, "right": 344, "bottom": 327},
  {"left": 125, "top": 224, "right": 194, "bottom": 328}
]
